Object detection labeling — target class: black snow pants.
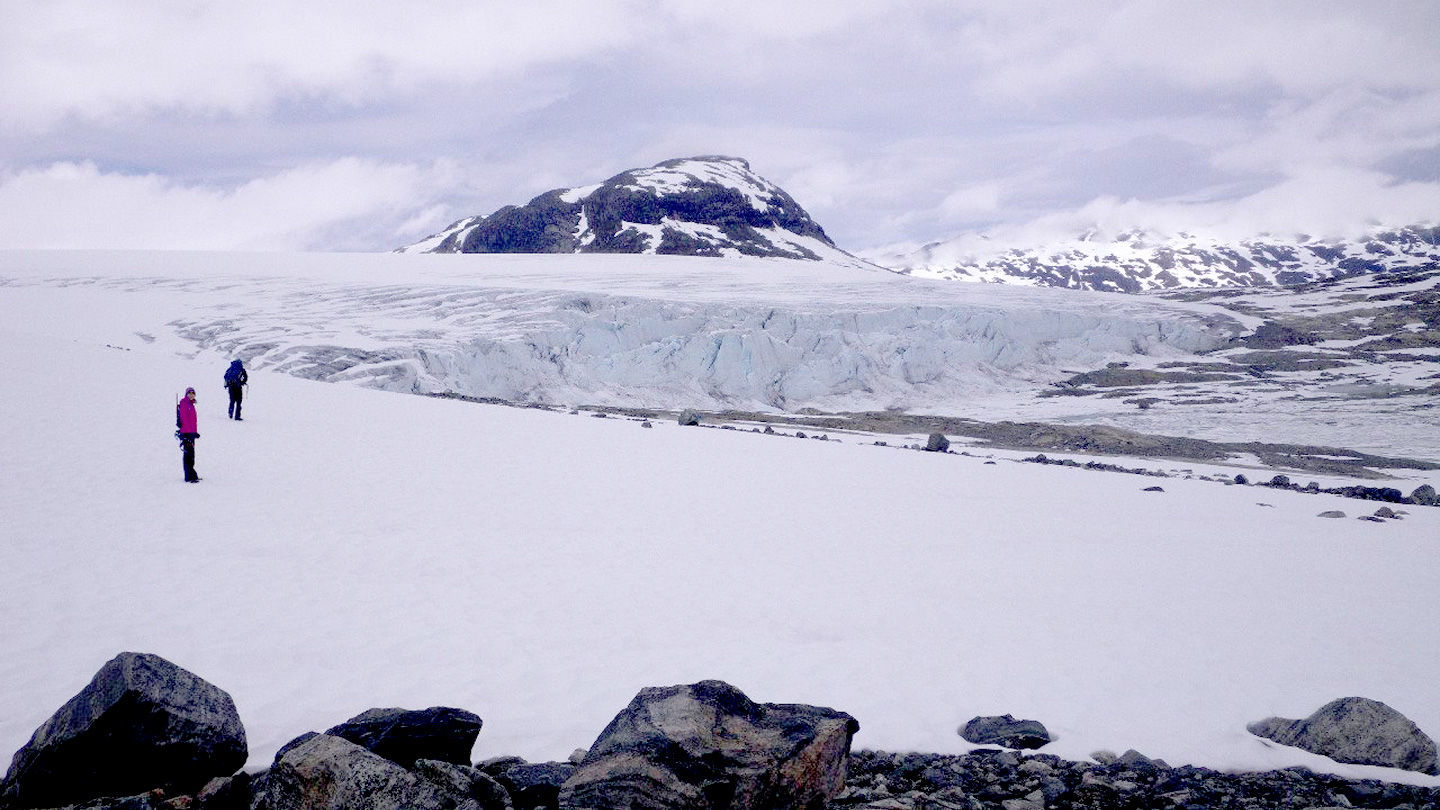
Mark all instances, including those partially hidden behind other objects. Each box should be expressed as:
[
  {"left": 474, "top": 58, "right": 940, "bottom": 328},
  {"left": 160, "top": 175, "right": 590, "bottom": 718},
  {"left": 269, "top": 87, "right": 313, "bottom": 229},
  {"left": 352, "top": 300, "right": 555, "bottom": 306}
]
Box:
[
  {"left": 181, "top": 436, "right": 198, "bottom": 482},
  {"left": 227, "top": 383, "right": 244, "bottom": 419}
]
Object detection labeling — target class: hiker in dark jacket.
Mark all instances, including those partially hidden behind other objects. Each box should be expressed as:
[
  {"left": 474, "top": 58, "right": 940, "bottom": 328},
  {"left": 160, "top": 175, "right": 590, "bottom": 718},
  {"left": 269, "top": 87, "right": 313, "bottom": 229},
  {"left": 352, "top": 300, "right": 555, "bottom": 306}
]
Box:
[
  {"left": 224, "top": 359, "right": 248, "bottom": 420},
  {"left": 176, "top": 387, "right": 200, "bottom": 483}
]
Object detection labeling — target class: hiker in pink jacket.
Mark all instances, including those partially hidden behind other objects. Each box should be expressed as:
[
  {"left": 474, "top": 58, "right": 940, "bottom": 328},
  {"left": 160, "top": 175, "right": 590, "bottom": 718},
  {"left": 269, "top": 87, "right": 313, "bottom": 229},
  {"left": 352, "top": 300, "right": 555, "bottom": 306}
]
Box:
[{"left": 175, "top": 387, "right": 200, "bottom": 483}]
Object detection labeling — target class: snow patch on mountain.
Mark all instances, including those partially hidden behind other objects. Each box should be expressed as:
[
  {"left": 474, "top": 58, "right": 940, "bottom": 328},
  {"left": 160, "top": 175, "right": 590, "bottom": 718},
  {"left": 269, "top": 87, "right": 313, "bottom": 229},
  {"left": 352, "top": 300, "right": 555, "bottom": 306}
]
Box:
[{"left": 623, "top": 156, "right": 777, "bottom": 211}]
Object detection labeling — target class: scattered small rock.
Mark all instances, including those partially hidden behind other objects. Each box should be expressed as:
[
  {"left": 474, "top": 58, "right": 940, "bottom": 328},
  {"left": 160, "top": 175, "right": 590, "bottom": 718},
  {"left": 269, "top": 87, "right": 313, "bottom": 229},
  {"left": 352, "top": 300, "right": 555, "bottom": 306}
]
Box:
[
  {"left": 1318, "top": 510, "right": 1347, "bottom": 518},
  {"left": 1143, "top": 486, "right": 1164, "bottom": 492}
]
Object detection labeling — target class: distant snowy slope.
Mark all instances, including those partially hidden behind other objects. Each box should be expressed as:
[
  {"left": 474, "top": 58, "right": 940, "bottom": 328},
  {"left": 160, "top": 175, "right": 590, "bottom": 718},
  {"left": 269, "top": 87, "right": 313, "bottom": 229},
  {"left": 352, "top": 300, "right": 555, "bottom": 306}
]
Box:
[
  {"left": 867, "top": 226, "right": 1440, "bottom": 292},
  {"left": 398, "top": 156, "right": 869, "bottom": 266}
]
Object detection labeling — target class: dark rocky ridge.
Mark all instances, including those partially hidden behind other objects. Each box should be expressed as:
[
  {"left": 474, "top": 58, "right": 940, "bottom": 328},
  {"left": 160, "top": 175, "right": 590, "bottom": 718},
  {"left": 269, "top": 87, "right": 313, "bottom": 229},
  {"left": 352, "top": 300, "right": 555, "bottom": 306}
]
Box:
[{"left": 401, "top": 156, "right": 854, "bottom": 262}]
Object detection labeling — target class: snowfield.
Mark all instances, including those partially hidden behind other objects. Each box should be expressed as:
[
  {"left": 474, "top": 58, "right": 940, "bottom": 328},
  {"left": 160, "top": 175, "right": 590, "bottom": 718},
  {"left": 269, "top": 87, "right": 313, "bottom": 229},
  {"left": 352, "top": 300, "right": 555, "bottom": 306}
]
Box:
[{"left": 1, "top": 250, "right": 1438, "bottom": 788}]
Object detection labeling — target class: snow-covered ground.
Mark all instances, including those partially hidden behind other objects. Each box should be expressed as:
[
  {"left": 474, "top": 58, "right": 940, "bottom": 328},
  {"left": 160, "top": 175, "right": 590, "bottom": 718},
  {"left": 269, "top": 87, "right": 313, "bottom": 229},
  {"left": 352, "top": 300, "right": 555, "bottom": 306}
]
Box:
[{"left": 2, "top": 251, "right": 1438, "bottom": 787}]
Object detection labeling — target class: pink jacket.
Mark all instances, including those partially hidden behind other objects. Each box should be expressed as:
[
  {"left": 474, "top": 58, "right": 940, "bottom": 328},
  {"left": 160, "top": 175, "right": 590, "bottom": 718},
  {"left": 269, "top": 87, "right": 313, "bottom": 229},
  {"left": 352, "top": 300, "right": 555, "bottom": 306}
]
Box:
[{"left": 177, "top": 389, "right": 199, "bottom": 434}]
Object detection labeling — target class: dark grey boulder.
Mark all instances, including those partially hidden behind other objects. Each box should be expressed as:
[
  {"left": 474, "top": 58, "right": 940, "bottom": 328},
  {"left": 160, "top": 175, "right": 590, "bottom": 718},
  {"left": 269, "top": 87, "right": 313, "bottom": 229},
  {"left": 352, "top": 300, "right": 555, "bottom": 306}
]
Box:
[
  {"left": 497, "top": 762, "right": 574, "bottom": 810},
  {"left": 414, "top": 760, "right": 512, "bottom": 810},
  {"left": 1411, "top": 484, "right": 1438, "bottom": 506},
  {"left": 1247, "top": 697, "right": 1439, "bottom": 775},
  {"left": 6, "top": 789, "right": 172, "bottom": 810},
  {"left": 959, "top": 714, "right": 1052, "bottom": 750},
  {"left": 0, "top": 651, "right": 247, "bottom": 809},
  {"left": 475, "top": 756, "right": 528, "bottom": 777},
  {"left": 558, "top": 679, "right": 858, "bottom": 810},
  {"left": 256, "top": 734, "right": 478, "bottom": 810},
  {"left": 677, "top": 409, "right": 701, "bottom": 426},
  {"left": 924, "top": 433, "right": 950, "bottom": 452},
  {"left": 273, "top": 731, "right": 321, "bottom": 765},
  {"left": 194, "top": 772, "right": 252, "bottom": 810},
  {"left": 325, "top": 706, "right": 482, "bottom": 768}
]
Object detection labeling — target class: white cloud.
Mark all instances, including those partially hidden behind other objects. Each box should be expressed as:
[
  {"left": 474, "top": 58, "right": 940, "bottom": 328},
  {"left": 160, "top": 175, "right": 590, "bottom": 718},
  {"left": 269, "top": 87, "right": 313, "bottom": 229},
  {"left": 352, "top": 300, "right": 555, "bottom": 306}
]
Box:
[
  {"left": 958, "top": 1, "right": 1440, "bottom": 104},
  {"left": 1, "top": 1, "right": 1438, "bottom": 251},
  {"left": 0, "top": 158, "right": 462, "bottom": 250},
  {"left": 939, "top": 183, "right": 1002, "bottom": 218},
  {"left": 961, "top": 168, "right": 1440, "bottom": 248},
  {"left": 0, "top": 0, "right": 651, "bottom": 130}
]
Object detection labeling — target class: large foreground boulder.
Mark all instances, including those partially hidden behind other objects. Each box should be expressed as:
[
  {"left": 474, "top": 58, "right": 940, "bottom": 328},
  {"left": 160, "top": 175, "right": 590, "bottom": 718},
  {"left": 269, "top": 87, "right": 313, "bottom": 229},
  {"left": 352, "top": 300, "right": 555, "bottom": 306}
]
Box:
[
  {"left": 413, "top": 760, "right": 512, "bottom": 810},
  {"left": 325, "top": 707, "right": 483, "bottom": 768},
  {"left": 1, "top": 652, "right": 247, "bottom": 809},
  {"left": 558, "top": 680, "right": 858, "bottom": 810},
  {"left": 1247, "top": 697, "right": 1439, "bottom": 775},
  {"left": 255, "top": 734, "right": 478, "bottom": 810}
]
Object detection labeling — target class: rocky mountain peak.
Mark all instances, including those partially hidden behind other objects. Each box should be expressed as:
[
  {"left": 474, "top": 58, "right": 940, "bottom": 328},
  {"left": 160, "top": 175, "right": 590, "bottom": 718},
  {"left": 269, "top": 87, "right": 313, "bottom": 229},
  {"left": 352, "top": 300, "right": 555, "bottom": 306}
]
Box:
[{"left": 399, "top": 156, "right": 864, "bottom": 265}]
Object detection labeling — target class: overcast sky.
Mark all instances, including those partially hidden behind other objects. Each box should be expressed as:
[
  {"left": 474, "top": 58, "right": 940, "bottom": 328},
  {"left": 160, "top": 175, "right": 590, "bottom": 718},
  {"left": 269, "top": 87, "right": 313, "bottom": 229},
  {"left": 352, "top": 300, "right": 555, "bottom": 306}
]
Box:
[{"left": 2, "top": 1, "right": 1437, "bottom": 252}]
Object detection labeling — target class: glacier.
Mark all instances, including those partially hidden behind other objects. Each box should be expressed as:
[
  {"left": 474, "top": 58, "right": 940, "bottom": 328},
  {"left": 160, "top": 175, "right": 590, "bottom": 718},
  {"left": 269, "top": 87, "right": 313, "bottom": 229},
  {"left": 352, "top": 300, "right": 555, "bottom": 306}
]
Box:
[{"left": 0, "top": 250, "right": 1241, "bottom": 415}]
